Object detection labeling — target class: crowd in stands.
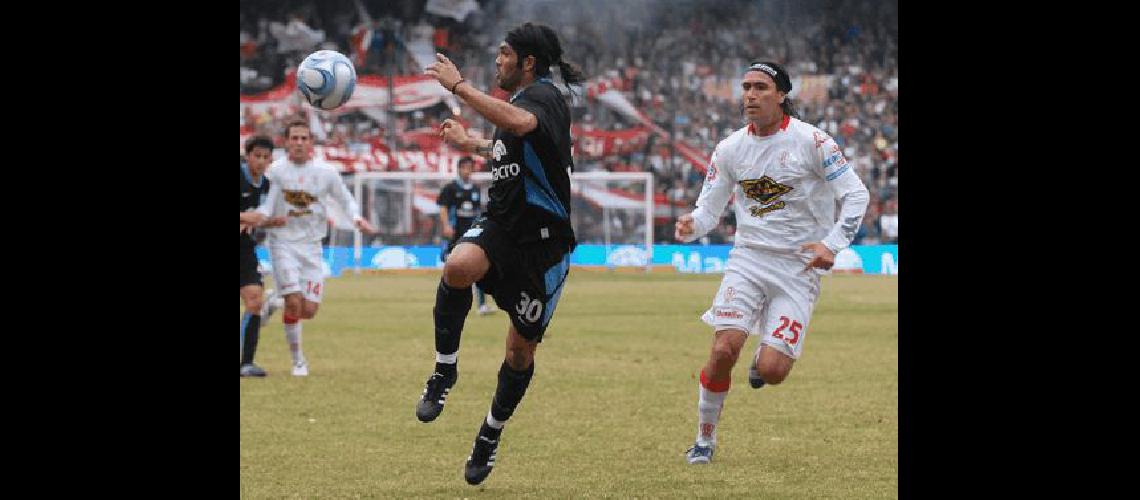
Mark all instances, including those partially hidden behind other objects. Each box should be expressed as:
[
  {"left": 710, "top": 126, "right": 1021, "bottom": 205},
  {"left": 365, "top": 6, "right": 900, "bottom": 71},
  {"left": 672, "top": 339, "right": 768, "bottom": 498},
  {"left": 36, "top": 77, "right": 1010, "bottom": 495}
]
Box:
[{"left": 241, "top": 0, "right": 897, "bottom": 245}]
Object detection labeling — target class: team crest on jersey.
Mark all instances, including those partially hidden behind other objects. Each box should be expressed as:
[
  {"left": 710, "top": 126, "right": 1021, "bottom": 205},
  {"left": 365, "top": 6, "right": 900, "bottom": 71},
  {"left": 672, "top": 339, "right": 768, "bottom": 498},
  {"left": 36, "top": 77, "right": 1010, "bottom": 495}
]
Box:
[
  {"left": 739, "top": 176, "right": 792, "bottom": 218},
  {"left": 284, "top": 189, "right": 317, "bottom": 217},
  {"left": 779, "top": 151, "right": 800, "bottom": 168},
  {"left": 492, "top": 140, "right": 507, "bottom": 162},
  {"left": 706, "top": 159, "right": 717, "bottom": 182}
]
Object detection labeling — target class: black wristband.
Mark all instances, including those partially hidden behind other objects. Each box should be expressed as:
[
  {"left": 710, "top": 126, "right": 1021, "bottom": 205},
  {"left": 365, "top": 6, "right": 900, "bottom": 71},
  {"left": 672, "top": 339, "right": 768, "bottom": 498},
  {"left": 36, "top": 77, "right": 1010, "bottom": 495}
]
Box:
[{"left": 450, "top": 79, "right": 466, "bottom": 94}]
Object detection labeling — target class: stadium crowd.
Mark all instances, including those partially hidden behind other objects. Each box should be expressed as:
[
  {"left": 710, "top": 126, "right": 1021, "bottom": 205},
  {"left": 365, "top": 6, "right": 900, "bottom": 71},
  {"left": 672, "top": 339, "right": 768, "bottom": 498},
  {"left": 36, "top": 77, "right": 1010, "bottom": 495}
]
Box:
[{"left": 241, "top": 0, "right": 897, "bottom": 245}]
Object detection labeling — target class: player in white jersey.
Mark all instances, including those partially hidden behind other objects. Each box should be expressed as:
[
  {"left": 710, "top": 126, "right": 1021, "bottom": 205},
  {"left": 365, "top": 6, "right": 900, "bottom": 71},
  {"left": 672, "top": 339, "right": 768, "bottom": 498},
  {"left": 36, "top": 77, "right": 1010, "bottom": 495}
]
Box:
[
  {"left": 240, "top": 119, "right": 376, "bottom": 376},
  {"left": 674, "top": 62, "right": 870, "bottom": 464}
]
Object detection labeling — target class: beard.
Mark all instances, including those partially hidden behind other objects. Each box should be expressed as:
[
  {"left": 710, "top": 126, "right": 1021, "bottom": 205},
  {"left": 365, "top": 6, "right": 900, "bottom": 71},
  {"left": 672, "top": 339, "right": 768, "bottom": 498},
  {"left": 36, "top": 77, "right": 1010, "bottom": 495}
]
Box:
[{"left": 497, "top": 67, "right": 522, "bottom": 91}]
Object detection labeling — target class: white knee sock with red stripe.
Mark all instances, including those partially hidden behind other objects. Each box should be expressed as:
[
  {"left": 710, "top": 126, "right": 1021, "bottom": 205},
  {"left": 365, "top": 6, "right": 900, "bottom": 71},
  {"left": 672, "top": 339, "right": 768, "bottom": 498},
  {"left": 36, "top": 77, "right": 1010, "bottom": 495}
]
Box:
[
  {"left": 696, "top": 369, "right": 730, "bottom": 446},
  {"left": 283, "top": 315, "right": 305, "bottom": 364}
]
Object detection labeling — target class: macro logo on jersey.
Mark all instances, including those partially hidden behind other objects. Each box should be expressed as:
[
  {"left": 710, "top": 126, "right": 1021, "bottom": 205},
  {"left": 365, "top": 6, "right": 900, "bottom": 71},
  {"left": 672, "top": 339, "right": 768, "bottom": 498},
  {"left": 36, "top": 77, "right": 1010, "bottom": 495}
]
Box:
[
  {"left": 706, "top": 159, "right": 718, "bottom": 182},
  {"left": 739, "top": 176, "right": 792, "bottom": 218},
  {"left": 284, "top": 189, "right": 318, "bottom": 217},
  {"left": 492, "top": 162, "right": 521, "bottom": 182}
]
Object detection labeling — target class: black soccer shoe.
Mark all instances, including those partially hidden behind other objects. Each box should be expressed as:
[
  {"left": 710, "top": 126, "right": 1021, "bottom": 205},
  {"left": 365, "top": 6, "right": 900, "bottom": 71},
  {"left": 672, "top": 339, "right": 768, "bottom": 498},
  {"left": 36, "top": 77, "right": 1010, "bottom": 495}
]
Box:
[
  {"left": 748, "top": 363, "right": 766, "bottom": 389},
  {"left": 239, "top": 363, "right": 267, "bottom": 377},
  {"left": 748, "top": 350, "right": 766, "bottom": 389},
  {"left": 464, "top": 425, "right": 500, "bottom": 485},
  {"left": 416, "top": 371, "right": 456, "bottom": 422}
]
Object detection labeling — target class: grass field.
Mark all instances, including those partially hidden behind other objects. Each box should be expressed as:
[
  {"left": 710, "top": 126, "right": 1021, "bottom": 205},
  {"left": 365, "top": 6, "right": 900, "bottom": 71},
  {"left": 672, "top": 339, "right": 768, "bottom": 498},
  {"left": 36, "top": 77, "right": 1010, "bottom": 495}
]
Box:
[{"left": 240, "top": 271, "right": 897, "bottom": 499}]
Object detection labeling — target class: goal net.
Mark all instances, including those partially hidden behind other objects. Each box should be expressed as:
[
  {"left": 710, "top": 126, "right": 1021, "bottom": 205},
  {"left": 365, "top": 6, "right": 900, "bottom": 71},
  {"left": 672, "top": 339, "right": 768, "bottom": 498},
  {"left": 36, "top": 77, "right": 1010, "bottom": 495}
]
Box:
[{"left": 330, "top": 170, "right": 654, "bottom": 272}]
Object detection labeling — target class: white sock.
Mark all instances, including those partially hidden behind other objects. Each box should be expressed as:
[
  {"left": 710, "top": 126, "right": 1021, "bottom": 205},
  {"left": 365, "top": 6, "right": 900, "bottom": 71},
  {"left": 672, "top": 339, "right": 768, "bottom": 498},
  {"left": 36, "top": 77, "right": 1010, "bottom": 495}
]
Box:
[
  {"left": 284, "top": 321, "right": 304, "bottom": 364},
  {"left": 486, "top": 410, "right": 506, "bottom": 430},
  {"left": 436, "top": 352, "right": 458, "bottom": 364},
  {"left": 696, "top": 383, "right": 728, "bottom": 446}
]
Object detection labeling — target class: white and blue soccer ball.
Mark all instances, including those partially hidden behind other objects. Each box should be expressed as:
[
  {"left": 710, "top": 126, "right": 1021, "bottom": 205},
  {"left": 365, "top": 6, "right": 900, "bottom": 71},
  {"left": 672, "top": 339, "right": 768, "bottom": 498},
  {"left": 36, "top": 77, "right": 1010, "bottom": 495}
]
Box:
[{"left": 296, "top": 50, "right": 357, "bottom": 110}]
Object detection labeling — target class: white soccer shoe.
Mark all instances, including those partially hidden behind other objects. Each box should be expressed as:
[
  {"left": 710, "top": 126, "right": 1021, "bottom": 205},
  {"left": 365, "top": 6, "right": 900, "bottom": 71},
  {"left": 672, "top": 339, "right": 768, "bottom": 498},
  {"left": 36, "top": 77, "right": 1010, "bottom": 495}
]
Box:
[
  {"left": 292, "top": 360, "right": 309, "bottom": 377},
  {"left": 478, "top": 304, "right": 495, "bottom": 316}
]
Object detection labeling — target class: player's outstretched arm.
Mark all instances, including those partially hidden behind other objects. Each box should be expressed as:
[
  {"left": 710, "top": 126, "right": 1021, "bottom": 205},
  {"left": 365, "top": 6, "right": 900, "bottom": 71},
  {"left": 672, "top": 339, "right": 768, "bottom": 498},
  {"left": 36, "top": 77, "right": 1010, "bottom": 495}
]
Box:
[
  {"left": 327, "top": 170, "right": 377, "bottom": 234},
  {"left": 425, "top": 53, "right": 537, "bottom": 137},
  {"left": 677, "top": 149, "right": 734, "bottom": 243}
]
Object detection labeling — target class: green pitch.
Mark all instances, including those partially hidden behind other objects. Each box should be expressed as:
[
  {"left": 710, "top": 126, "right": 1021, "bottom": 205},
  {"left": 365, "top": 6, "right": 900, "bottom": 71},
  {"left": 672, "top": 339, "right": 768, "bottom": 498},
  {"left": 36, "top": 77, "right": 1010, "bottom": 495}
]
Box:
[{"left": 241, "top": 272, "right": 898, "bottom": 498}]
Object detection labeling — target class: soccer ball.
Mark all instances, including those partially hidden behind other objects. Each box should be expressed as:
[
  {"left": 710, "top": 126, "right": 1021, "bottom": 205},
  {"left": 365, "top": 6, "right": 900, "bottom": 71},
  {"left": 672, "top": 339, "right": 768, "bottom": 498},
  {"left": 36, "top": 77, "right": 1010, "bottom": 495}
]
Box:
[{"left": 296, "top": 50, "right": 357, "bottom": 110}]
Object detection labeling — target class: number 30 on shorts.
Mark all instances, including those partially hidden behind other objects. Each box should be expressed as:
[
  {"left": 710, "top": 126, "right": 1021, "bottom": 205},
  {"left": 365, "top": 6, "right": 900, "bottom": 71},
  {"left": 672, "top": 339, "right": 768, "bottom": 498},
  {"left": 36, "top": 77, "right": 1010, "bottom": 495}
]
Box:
[
  {"left": 516, "top": 291, "right": 544, "bottom": 324},
  {"left": 772, "top": 316, "right": 802, "bottom": 344}
]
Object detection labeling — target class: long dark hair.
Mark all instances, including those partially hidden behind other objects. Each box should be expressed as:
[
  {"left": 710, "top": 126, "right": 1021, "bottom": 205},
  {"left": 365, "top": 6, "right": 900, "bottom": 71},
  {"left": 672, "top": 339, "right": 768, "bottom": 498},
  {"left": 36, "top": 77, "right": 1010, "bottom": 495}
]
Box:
[
  {"left": 781, "top": 98, "right": 800, "bottom": 119},
  {"left": 505, "top": 22, "right": 586, "bottom": 87}
]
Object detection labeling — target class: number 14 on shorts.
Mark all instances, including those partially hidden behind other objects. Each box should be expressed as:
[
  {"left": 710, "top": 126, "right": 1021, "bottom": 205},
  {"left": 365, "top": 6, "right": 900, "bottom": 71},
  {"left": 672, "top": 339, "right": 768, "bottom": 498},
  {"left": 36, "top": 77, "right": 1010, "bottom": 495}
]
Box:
[{"left": 772, "top": 316, "right": 802, "bottom": 344}]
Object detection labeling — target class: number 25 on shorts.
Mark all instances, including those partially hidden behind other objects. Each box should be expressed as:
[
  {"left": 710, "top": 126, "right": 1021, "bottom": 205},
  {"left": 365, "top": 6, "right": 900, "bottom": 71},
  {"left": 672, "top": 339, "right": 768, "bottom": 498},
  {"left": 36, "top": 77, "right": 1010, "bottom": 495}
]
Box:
[{"left": 772, "top": 316, "right": 802, "bottom": 345}]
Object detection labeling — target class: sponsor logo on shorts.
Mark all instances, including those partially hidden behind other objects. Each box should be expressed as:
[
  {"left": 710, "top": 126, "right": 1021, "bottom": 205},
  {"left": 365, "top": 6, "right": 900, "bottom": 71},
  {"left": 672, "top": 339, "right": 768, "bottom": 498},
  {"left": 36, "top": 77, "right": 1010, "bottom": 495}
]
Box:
[
  {"left": 714, "top": 308, "right": 744, "bottom": 320},
  {"left": 462, "top": 227, "right": 483, "bottom": 238}
]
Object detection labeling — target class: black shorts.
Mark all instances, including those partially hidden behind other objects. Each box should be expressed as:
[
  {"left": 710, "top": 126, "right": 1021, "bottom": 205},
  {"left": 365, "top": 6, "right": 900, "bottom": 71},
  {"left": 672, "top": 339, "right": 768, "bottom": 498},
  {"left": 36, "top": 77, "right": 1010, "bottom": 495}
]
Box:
[
  {"left": 240, "top": 245, "right": 263, "bottom": 288},
  {"left": 457, "top": 216, "right": 571, "bottom": 342},
  {"left": 440, "top": 220, "right": 476, "bottom": 261},
  {"left": 441, "top": 236, "right": 461, "bottom": 262}
]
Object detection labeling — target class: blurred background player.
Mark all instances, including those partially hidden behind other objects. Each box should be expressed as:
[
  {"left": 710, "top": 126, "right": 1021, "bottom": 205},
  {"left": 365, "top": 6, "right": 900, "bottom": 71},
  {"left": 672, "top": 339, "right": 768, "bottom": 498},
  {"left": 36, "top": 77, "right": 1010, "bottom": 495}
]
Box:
[
  {"left": 419, "top": 22, "right": 583, "bottom": 485},
  {"left": 437, "top": 156, "right": 493, "bottom": 315},
  {"left": 240, "top": 135, "right": 286, "bottom": 377},
  {"left": 674, "top": 62, "right": 870, "bottom": 464},
  {"left": 242, "top": 119, "right": 377, "bottom": 376}
]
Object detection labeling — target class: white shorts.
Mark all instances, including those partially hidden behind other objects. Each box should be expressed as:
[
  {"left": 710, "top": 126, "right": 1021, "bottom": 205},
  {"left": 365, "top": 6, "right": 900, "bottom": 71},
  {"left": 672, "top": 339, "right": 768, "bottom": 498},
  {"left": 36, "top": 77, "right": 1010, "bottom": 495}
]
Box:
[
  {"left": 700, "top": 247, "right": 822, "bottom": 359},
  {"left": 269, "top": 242, "right": 325, "bottom": 303}
]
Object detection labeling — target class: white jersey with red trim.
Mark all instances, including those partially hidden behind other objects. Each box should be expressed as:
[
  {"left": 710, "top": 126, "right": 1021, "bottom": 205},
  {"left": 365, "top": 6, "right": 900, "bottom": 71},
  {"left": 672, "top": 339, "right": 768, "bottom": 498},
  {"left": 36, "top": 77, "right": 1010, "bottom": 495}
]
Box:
[
  {"left": 256, "top": 157, "right": 361, "bottom": 244},
  {"left": 682, "top": 116, "right": 870, "bottom": 255}
]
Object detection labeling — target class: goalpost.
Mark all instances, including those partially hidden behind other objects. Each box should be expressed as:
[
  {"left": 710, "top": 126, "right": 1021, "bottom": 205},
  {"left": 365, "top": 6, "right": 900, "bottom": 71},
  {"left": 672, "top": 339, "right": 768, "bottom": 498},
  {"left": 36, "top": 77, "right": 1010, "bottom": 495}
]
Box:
[{"left": 342, "top": 170, "right": 655, "bottom": 272}]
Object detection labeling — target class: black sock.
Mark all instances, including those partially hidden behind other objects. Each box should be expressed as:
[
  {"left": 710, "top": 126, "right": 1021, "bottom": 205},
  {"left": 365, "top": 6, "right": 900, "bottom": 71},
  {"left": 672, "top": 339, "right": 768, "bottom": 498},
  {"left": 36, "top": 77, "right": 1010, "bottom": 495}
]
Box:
[
  {"left": 433, "top": 278, "right": 473, "bottom": 358},
  {"left": 489, "top": 360, "right": 535, "bottom": 423},
  {"left": 435, "top": 362, "right": 457, "bottom": 379},
  {"left": 240, "top": 312, "right": 261, "bottom": 366},
  {"left": 479, "top": 420, "right": 502, "bottom": 440}
]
